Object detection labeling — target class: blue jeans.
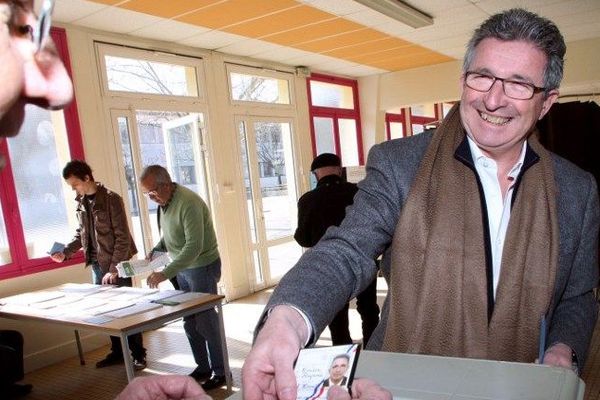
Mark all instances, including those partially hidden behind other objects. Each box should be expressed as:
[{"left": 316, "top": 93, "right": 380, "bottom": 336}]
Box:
[
  {"left": 91, "top": 263, "right": 146, "bottom": 360},
  {"left": 176, "top": 258, "right": 224, "bottom": 375}
]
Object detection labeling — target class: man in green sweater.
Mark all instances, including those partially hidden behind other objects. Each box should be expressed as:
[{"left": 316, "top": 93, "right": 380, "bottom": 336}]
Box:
[{"left": 141, "top": 165, "right": 226, "bottom": 391}]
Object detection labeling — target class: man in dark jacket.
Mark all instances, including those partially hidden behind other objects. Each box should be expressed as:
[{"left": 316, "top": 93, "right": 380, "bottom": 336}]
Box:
[
  {"left": 294, "top": 153, "right": 379, "bottom": 345},
  {"left": 50, "top": 160, "right": 146, "bottom": 370}
]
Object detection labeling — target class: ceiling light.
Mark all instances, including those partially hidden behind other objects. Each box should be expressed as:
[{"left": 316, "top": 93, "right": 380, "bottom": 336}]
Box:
[{"left": 354, "top": 0, "right": 433, "bottom": 28}]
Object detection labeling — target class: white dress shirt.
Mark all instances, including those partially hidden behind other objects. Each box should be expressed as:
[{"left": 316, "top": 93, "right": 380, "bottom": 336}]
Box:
[{"left": 467, "top": 137, "right": 527, "bottom": 299}]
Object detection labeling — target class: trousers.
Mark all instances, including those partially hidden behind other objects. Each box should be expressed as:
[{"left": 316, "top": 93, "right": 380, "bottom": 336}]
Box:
[{"left": 176, "top": 258, "right": 224, "bottom": 375}]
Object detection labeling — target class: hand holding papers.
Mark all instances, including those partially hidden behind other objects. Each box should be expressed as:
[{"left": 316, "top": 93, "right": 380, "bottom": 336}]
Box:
[{"left": 116, "top": 252, "right": 170, "bottom": 278}]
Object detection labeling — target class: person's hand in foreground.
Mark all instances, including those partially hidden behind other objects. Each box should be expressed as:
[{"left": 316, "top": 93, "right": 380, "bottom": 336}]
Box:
[
  {"left": 114, "top": 375, "right": 211, "bottom": 400},
  {"left": 242, "top": 305, "right": 309, "bottom": 400},
  {"left": 543, "top": 343, "right": 574, "bottom": 370},
  {"left": 327, "top": 379, "right": 392, "bottom": 400}
]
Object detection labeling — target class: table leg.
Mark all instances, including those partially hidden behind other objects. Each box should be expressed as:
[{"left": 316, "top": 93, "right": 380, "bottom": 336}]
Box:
[
  {"left": 216, "top": 303, "right": 232, "bottom": 391},
  {"left": 74, "top": 329, "right": 85, "bottom": 365},
  {"left": 120, "top": 333, "right": 135, "bottom": 382}
]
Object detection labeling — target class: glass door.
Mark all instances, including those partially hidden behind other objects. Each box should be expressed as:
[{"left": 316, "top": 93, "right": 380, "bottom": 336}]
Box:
[
  {"left": 237, "top": 117, "right": 302, "bottom": 289},
  {"left": 110, "top": 109, "right": 212, "bottom": 258}
]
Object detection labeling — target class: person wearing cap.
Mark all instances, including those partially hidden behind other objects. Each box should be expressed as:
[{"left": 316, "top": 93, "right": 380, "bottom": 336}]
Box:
[{"left": 294, "top": 153, "right": 380, "bottom": 346}]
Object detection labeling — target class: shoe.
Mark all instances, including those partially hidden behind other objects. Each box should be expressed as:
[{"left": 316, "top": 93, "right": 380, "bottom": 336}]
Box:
[
  {"left": 201, "top": 374, "right": 227, "bottom": 390},
  {"left": 96, "top": 352, "right": 124, "bottom": 368},
  {"left": 133, "top": 357, "right": 147, "bottom": 370},
  {"left": 189, "top": 367, "right": 212, "bottom": 382},
  {"left": 6, "top": 383, "right": 32, "bottom": 399}
]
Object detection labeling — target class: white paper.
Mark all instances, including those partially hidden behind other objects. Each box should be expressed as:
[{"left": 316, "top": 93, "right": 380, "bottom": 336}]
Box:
[{"left": 116, "top": 252, "right": 170, "bottom": 278}]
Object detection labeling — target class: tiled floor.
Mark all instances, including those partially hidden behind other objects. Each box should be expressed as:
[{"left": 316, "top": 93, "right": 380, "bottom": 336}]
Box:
[{"left": 19, "top": 280, "right": 600, "bottom": 399}]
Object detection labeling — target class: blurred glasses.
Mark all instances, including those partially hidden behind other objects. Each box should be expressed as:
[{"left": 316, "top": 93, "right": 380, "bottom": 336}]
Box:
[{"left": 33, "top": 0, "right": 55, "bottom": 53}]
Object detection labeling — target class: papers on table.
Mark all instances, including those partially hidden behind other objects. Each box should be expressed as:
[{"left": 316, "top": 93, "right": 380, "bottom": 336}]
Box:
[
  {"left": 0, "top": 283, "right": 208, "bottom": 324},
  {"left": 165, "top": 292, "right": 209, "bottom": 303},
  {"left": 116, "top": 252, "right": 170, "bottom": 278},
  {"left": 0, "top": 290, "right": 65, "bottom": 306}
]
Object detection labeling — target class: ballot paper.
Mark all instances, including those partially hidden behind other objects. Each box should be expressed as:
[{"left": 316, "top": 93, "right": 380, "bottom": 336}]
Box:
[
  {"left": 116, "top": 252, "right": 170, "bottom": 278},
  {"left": 294, "top": 344, "right": 360, "bottom": 400}
]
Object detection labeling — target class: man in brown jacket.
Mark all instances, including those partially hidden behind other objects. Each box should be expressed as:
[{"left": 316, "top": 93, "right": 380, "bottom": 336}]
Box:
[{"left": 50, "top": 160, "right": 146, "bottom": 370}]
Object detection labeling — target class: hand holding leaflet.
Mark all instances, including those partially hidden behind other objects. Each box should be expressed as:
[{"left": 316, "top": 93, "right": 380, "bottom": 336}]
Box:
[{"left": 116, "top": 252, "right": 170, "bottom": 278}]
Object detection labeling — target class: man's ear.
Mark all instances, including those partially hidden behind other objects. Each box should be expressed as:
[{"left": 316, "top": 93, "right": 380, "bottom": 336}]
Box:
[{"left": 538, "top": 89, "right": 559, "bottom": 120}]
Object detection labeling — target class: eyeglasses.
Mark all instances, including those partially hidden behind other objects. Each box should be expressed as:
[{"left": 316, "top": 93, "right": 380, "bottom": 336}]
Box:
[
  {"left": 464, "top": 71, "right": 546, "bottom": 100},
  {"left": 33, "top": 0, "right": 54, "bottom": 53},
  {"left": 142, "top": 186, "right": 160, "bottom": 197},
  {"left": 12, "top": 0, "right": 55, "bottom": 54}
]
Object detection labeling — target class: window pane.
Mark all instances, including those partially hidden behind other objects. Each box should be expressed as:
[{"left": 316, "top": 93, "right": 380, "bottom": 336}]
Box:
[
  {"left": 117, "top": 116, "right": 146, "bottom": 256},
  {"left": 310, "top": 80, "right": 354, "bottom": 109},
  {"left": 229, "top": 72, "right": 291, "bottom": 104},
  {"left": 389, "top": 122, "right": 404, "bottom": 139},
  {"left": 8, "top": 105, "right": 77, "bottom": 259},
  {"left": 239, "top": 121, "right": 257, "bottom": 244},
  {"left": 313, "top": 117, "right": 335, "bottom": 155},
  {"left": 412, "top": 124, "right": 425, "bottom": 135},
  {"left": 105, "top": 55, "right": 199, "bottom": 97},
  {"left": 254, "top": 122, "right": 297, "bottom": 241},
  {"left": 411, "top": 104, "right": 436, "bottom": 118},
  {"left": 0, "top": 198, "right": 11, "bottom": 265},
  {"left": 338, "top": 119, "right": 359, "bottom": 166}
]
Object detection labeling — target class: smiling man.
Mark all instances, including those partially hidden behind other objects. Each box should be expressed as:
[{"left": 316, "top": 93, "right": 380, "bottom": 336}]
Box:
[{"left": 242, "top": 9, "right": 599, "bottom": 400}]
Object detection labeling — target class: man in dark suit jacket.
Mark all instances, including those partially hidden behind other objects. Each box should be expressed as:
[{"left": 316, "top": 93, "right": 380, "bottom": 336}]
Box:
[
  {"left": 243, "top": 9, "right": 599, "bottom": 400},
  {"left": 294, "top": 153, "right": 379, "bottom": 346}
]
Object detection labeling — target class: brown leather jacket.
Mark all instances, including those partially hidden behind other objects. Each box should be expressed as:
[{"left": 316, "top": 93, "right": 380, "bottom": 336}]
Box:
[{"left": 64, "top": 183, "right": 137, "bottom": 274}]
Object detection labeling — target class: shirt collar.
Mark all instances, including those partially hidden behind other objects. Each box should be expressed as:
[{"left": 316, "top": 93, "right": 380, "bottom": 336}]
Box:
[{"left": 466, "top": 136, "right": 527, "bottom": 180}]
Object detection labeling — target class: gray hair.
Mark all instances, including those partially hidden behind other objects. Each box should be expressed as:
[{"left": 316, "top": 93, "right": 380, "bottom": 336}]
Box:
[
  {"left": 330, "top": 354, "right": 350, "bottom": 367},
  {"left": 140, "top": 165, "right": 172, "bottom": 185},
  {"left": 463, "top": 8, "right": 565, "bottom": 91}
]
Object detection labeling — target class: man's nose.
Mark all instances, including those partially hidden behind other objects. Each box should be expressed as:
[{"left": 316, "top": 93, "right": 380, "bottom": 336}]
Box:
[{"left": 21, "top": 41, "right": 73, "bottom": 110}]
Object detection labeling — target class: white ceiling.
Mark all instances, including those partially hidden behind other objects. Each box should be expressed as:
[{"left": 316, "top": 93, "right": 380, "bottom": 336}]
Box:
[{"left": 51, "top": 0, "right": 600, "bottom": 78}]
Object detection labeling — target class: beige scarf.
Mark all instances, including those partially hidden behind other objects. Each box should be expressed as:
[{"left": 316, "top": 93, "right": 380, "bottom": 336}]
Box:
[{"left": 381, "top": 104, "right": 558, "bottom": 362}]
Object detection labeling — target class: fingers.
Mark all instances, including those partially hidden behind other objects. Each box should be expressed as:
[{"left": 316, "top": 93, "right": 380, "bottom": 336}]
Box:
[
  {"left": 327, "top": 385, "right": 350, "bottom": 400},
  {"left": 543, "top": 343, "right": 573, "bottom": 369},
  {"left": 348, "top": 378, "right": 392, "bottom": 400},
  {"left": 242, "top": 306, "right": 306, "bottom": 400}
]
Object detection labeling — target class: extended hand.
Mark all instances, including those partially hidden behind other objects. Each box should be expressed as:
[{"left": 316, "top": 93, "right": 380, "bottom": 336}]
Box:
[
  {"left": 114, "top": 375, "right": 210, "bottom": 400},
  {"left": 242, "top": 305, "right": 309, "bottom": 400},
  {"left": 327, "top": 379, "right": 392, "bottom": 400},
  {"left": 147, "top": 271, "right": 167, "bottom": 288}
]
